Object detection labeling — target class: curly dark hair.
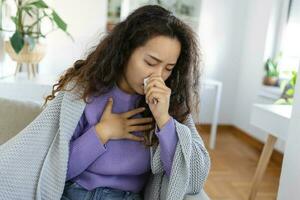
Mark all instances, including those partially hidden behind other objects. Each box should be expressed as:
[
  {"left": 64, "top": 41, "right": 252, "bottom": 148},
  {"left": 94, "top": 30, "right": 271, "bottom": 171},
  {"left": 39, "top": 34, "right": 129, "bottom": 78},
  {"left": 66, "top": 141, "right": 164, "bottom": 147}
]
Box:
[{"left": 42, "top": 4, "right": 203, "bottom": 148}]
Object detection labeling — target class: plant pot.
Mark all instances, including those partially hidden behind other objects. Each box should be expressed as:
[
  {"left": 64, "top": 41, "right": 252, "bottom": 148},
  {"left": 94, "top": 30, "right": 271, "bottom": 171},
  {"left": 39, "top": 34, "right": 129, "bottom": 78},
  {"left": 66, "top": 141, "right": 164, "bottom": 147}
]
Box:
[
  {"left": 4, "top": 41, "right": 46, "bottom": 78},
  {"left": 263, "top": 76, "right": 279, "bottom": 86},
  {"left": 4, "top": 41, "right": 46, "bottom": 64}
]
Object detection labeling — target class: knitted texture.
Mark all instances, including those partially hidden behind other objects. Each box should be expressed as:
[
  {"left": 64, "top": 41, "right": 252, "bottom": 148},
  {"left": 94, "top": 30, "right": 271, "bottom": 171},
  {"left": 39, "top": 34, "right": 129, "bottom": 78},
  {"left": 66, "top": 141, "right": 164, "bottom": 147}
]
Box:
[
  {"left": 144, "top": 114, "right": 211, "bottom": 200},
  {"left": 0, "top": 82, "right": 210, "bottom": 200}
]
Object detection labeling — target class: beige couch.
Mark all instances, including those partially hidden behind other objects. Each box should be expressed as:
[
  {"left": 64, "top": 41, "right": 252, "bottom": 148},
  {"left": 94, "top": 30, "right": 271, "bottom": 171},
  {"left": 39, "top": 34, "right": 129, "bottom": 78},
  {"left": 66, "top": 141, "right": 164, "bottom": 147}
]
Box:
[{"left": 0, "top": 97, "right": 43, "bottom": 145}]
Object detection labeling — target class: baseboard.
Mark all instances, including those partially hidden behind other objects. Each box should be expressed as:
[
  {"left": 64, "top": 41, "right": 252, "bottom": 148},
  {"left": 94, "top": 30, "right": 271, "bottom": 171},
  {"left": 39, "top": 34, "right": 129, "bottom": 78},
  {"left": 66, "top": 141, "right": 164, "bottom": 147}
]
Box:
[{"left": 197, "top": 124, "right": 283, "bottom": 164}]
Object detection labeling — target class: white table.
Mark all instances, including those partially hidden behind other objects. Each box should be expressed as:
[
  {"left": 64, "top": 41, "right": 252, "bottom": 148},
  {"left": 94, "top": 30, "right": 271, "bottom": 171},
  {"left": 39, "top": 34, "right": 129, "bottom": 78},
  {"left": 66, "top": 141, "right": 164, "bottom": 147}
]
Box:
[
  {"left": 248, "top": 104, "right": 292, "bottom": 200},
  {"left": 0, "top": 72, "right": 56, "bottom": 104},
  {"left": 203, "top": 79, "right": 223, "bottom": 149}
]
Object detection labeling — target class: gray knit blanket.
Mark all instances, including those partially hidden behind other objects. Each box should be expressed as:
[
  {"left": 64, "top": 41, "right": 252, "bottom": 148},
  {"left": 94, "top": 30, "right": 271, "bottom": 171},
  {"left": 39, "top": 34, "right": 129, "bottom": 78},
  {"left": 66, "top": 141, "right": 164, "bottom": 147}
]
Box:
[{"left": 0, "top": 82, "right": 211, "bottom": 200}]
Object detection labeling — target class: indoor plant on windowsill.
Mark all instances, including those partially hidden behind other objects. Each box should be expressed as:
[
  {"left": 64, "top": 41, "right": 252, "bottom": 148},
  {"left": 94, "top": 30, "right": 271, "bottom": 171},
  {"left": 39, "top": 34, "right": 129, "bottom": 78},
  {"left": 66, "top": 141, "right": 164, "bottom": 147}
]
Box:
[
  {"left": 0, "top": 0, "right": 72, "bottom": 78},
  {"left": 263, "top": 53, "right": 282, "bottom": 87},
  {"left": 274, "top": 70, "right": 297, "bottom": 105}
]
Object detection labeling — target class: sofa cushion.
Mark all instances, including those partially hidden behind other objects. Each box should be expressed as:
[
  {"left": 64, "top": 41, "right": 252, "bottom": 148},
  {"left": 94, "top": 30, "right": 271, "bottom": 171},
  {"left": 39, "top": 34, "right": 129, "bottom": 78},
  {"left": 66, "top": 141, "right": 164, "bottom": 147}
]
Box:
[{"left": 0, "top": 97, "right": 43, "bottom": 145}]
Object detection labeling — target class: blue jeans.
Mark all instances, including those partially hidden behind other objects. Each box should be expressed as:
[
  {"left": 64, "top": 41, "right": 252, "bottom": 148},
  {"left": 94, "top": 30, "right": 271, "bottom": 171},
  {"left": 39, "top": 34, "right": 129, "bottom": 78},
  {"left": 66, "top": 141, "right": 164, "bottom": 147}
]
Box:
[{"left": 61, "top": 180, "right": 143, "bottom": 200}]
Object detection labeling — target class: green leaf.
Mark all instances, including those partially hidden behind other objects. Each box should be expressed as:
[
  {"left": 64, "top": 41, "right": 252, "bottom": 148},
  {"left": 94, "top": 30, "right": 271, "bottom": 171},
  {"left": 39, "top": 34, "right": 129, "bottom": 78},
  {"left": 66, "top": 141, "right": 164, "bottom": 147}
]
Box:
[
  {"left": 265, "top": 58, "right": 279, "bottom": 77},
  {"left": 265, "top": 54, "right": 280, "bottom": 78},
  {"left": 23, "top": 7, "right": 34, "bottom": 17},
  {"left": 291, "top": 71, "right": 297, "bottom": 86},
  {"left": 287, "top": 98, "right": 294, "bottom": 105},
  {"left": 10, "top": 16, "right": 18, "bottom": 25},
  {"left": 268, "top": 61, "right": 275, "bottom": 71},
  {"left": 290, "top": 79, "right": 295, "bottom": 87},
  {"left": 52, "top": 11, "right": 67, "bottom": 31},
  {"left": 65, "top": 31, "right": 75, "bottom": 42},
  {"left": 27, "top": 0, "right": 48, "bottom": 8},
  {"left": 286, "top": 88, "right": 294, "bottom": 96},
  {"left": 10, "top": 31, "right": 24, "bottom": 54}
]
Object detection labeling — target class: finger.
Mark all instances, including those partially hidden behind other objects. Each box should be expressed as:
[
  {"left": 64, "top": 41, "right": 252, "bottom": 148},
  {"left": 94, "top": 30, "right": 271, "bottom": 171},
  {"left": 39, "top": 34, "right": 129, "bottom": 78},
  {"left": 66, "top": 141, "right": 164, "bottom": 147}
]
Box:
[
  {"left": 128, "top": 124, "right": 153, "bottom": 132},
  {"left": 127, "top": 117, "right": 153, "bottom": 125},
  {"left": 146, "top": 76, "right": 165, "bottom": 86},
  {"left": 125, "top": 134, "right": 145, "bottom": 142},
  {"left": 103, "top": 97, "right": 113, "bottom": 115},
  {"left": 149, "top": 74, "right": 163, "bottom": 79},
  {"left": 149, "top": 91, "right": 168, "bottom": 104},
  {"left": 145, "top": 79, "right": 168, "bottom": 94},
  {"left": 146, "top": 86, "right": 166, "bottom": 96},
  {"left": 146, "top": 89, "right": 166, "bottom": 104},
  {"left": 147, "top": 84, "right": 171, "bottom": 97},
  {"left": 122, "top": 107, "right": 145, "bottom": 118}
]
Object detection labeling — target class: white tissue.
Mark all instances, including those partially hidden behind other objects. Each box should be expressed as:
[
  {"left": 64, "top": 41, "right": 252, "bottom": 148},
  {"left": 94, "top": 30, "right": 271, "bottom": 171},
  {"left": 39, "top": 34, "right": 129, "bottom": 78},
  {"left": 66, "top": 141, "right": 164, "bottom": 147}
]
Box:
[
  {"left": 143, "top": 77, "right": 149, "bottom": 88},
  {"left": 143, "top": 77, "right": 158, "bottom": 104}
]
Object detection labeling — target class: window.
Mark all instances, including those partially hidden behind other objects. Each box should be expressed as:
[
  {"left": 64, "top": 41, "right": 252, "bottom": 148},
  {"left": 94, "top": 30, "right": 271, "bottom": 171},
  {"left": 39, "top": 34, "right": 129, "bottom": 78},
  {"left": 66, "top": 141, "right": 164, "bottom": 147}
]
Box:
[{"left": 278, "top": 0, "right": 300, "bottom": 80}]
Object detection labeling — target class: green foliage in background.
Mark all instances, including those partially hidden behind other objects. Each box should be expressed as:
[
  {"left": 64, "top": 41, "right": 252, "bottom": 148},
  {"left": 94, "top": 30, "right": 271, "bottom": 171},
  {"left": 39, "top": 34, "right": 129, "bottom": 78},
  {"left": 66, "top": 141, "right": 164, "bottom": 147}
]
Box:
[
  {"left": 274, "top": 70, "right": 297, "bottom": 105},
  {"left": 265, "top": 52, "right": 282, "bottom": 77},
  {"left": 0, "top": 0, "right": 73, "bottom": 53}
]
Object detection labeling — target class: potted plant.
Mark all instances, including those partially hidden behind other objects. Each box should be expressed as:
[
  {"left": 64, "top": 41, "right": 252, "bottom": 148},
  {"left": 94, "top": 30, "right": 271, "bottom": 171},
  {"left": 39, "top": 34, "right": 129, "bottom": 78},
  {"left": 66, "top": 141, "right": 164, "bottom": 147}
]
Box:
[
  {"left": 274, "top": 70, "right": 297, "bottom": 105},
  {"left": 263, "top": 53, "right": 282, "bottom": 86},
  {"left": 0, "top": 0, "right": 72, "bottom": 78}
]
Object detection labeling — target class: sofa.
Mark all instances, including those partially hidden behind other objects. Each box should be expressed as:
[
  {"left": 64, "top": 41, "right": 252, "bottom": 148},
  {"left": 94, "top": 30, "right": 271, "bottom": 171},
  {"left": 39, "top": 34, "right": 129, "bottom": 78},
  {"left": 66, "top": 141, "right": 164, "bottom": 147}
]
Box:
[
  {"left": 0, "top": 97, "right": 43, "bottom": 145},
  {"left": 0, "top": 96, "right": 210, "bottom": 200}
]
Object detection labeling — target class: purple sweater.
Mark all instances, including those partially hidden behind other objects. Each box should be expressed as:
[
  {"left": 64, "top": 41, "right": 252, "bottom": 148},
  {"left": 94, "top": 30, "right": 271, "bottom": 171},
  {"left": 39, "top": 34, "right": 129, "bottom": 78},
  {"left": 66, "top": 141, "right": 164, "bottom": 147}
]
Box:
[{"left": 65, "top": 84, "right": 178, "bottom": 193}]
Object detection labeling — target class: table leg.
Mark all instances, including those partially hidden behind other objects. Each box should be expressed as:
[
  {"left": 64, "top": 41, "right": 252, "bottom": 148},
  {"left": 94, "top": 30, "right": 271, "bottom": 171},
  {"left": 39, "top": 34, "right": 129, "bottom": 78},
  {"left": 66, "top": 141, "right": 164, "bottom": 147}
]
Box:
[
  {"left": 31, "top": 64, "right": 36, "bottom": 77},
  {"left": 14, "top": 63, "right": 21, "bottom": 76},
  {"left": 248, "top": 134, "right": 277, "bottom": 200},
  {"left": 209, "top": 83, "right": 222, "bottom": 149}
]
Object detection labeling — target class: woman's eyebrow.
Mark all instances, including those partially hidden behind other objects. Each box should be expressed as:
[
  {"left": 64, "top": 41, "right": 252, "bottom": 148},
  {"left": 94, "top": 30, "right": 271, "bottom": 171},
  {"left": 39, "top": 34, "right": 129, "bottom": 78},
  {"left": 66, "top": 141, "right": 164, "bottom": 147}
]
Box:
[{"left": 147, "top": 54, "right": 176, "bottom": 65}]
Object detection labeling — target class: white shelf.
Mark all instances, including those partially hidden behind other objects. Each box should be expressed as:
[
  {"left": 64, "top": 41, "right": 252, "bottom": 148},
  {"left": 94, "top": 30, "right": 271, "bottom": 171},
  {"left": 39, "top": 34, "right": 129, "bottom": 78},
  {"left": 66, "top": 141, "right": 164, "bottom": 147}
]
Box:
[{"left": 258, "top": 85, "right": 282, "bottom": 100}]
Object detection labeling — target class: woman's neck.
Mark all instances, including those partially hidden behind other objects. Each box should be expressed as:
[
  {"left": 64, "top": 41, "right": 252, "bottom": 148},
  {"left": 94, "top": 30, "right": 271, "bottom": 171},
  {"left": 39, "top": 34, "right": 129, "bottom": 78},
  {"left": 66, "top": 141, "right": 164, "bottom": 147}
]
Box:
[{"left": 116, "top": 76, "right": 136, "bottom": 95}]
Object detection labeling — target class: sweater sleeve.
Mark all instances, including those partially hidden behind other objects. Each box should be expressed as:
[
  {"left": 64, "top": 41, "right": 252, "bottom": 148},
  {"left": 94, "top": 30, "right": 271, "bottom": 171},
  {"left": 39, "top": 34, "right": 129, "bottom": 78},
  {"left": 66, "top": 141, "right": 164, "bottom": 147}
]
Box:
[
  {"left": 66, "top": 115, "right": 107, "bottom": 181},
  {"left": 154, "top": 117, "right": 178, "bottom": 177}
]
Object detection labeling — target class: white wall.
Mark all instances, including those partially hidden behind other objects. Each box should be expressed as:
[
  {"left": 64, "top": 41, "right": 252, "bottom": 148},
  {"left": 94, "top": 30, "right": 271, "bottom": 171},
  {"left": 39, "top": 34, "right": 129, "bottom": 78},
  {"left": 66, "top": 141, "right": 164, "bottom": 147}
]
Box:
[
  {"left": 233, "top": 0, "right": 273, "bottom": 131},
  {"left": 37, "top": 0, "right": 108, "bottom": 76},
  {"left": 197, "top": 0, "right": 250, "bottom": 124},
  {"left": 233, "top": 0, "right": 289, "bottom": 153},
  {"left": 197, "top": 0, "right": 288, "bottom": 153}
]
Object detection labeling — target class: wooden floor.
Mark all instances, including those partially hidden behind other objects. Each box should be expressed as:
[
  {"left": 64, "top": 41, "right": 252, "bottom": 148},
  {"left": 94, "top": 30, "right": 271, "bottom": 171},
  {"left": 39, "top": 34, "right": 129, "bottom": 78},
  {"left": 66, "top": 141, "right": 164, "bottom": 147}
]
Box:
[{"left": 198, "top": 126, "right": 282, "bottom": 200}]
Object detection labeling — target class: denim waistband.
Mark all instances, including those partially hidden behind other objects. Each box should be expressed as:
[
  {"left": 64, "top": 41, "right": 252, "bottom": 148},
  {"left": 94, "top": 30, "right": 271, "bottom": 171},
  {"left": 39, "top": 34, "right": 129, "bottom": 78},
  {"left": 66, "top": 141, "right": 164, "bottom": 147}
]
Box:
[{"left": 64, "top": 180, "right": 141, "bottom": 197}]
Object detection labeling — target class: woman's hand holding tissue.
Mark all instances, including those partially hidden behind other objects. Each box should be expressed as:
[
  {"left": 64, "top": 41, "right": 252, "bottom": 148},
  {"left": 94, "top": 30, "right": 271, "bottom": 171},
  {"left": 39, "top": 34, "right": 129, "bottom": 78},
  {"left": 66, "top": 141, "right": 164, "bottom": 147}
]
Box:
[{"left": 144, "top": 75, "right": 171, "bottom": 129}]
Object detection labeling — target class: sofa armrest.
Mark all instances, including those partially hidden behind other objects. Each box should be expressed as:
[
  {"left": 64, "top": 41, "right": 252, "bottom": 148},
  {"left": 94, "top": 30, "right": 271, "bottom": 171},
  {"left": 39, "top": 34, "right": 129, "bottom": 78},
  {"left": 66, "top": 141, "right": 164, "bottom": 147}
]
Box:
[{"left": 0, "top": 97, "right": 43, "bottom": 145}]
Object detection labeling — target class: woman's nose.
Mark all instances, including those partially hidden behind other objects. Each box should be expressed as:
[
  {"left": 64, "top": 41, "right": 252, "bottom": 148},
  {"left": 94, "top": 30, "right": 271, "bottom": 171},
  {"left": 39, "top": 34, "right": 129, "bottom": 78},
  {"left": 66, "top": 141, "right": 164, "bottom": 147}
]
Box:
[{"left": 152, "top": 66, "right": 164, "bottom": 77}]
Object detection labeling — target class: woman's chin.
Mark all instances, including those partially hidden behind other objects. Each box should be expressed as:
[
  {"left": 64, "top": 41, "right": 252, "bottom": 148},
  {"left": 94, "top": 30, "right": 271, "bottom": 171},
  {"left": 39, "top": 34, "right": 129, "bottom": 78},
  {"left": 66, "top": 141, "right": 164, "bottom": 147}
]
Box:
[{"left": 137, "top": 84, "right": 146, "bottom": 95}]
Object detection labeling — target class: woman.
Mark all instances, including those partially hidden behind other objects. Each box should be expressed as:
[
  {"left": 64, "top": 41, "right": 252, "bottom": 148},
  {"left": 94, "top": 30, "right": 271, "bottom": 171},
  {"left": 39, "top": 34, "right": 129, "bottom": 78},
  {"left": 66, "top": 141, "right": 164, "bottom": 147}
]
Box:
[{"left": 0, "top": 5, "right": 210, "bottom": 200}]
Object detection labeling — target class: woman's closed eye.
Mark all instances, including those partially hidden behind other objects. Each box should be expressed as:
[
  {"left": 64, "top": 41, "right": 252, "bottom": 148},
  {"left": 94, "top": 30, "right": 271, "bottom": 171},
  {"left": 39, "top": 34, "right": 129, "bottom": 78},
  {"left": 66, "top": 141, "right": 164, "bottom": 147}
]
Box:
[
  {"left": 145, "top": 60, "right": 173, "bottom": 71},
  {"left": 145, "top": 60, "right": 156, "bottom": 66}
]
